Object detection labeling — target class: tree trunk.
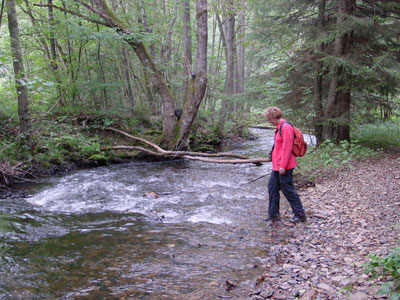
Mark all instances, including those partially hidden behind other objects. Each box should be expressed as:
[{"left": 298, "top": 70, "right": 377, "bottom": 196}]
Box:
[
  {"left": 225, "top": 9, "right": 238, "bottom": 95},
  {"left": 165, "top": 0, "right": 178, "bottom": 63},
  {"left": 175, "top": 0, "right": 208, "bottom": 150},
  {"left": 314, "top": 0, "right": 325, "bottom": 144},
  {"left": 96, "top": 29, "right": 109, "bottom": 109},
  {"left": 206, "top": 16, "right": 223, "bottom": 113},
  {"left": 322, "top": 0, "right": 345, "bottom": 140},
  {"left": 6, "top": 0, "right": 32, "bottom": 146},
  {"left": 322, "top": 0, "right": 355, "bottom": 141},
  {"left": 48, "top": 0, "right": 58, "bottom": 70},
  {"left": 121, "top": 46, "right": 135, "bottom": 114},
  {"left": 337, "top": 86, "right": 351, "bottom": 141},
  {"left": 182, "top": 0, "right": 192, "bottom": 107},
  {"left": 138, "top": 0, "right": 155, "bottom": 58},
  {"left": 131, "top": 42, "right": 177, "bottom": 145},
  {"left": 216, "top": 13, "right": 228, "bottom": 137},
  {"left": 216, "top": 0, "right": 241, "bottom": 137},
  {"left": 237, "top": 0, "right": 245, "bottom": 94}
]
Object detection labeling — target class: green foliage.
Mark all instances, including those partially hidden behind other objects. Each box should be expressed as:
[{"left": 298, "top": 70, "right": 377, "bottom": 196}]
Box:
[
  {"left": 0, "top": 136, "right": 33, "bottom": 162},
  {"left": 364, "top": 246, "right": 400, "bottom": 299},
  {"left": 0, "top": 117, "right": 102, "bottom": 165},
  {"left": 0, "top": 79, "right": 19, "bottom": 118},
  {"left": 296, "top": 140, "right": 379, "bottom": 181},
  {"left": 88, "top": 154, "right": 108, "bottom": 165},
  {"left": 352, "top": 122, "right": 400, "bottom": 150},
  {"left": 33, "top": 132, "right": 102, "bottom": 164}
]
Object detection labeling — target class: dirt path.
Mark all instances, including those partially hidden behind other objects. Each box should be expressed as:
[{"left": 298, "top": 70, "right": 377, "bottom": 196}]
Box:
[{"left": 251, "top": 154, "right": 400, "bottom": 300}]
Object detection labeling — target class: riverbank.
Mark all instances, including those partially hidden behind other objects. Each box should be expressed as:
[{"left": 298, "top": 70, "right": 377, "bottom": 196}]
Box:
[
  {"left": 1, "top": 112, "right": 251, "bottom": 198},
  {"left": 251, "top": 153, "right": 400, "bottom": 300}
]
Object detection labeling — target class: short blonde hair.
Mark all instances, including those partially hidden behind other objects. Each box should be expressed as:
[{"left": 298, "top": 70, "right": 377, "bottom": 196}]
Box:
[{"left": 264, "top": 106, "right": 282, "bottom": 120}]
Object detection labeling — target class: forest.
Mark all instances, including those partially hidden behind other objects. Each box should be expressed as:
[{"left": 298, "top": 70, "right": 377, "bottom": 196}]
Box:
[
  {"left": 0, "top": 0, "right": 400, "bottom": 298},
  {"left": 1, "top": 0, "right": 399, "bottom": 162}
]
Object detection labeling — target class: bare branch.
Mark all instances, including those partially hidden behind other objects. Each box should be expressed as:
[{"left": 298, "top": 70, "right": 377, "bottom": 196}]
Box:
[
  {"left": 106, "top": 127, "right": 166, "bottom": 153},
  {"left": 182, "top": 156, "right": 270, "bottom": 164},
  {"left": 33, "top": 3, "right": 109, "bottom": 26}
]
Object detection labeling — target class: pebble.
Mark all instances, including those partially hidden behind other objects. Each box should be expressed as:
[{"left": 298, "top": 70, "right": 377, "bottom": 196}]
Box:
[
  {"left": 317, "top": 282, "right": 336, "bottom": 293},
  {"left": 347, "top": 291, "right": 369, "bottom": 300}
]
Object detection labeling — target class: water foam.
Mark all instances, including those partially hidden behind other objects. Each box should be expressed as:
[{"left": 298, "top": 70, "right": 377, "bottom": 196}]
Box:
[{"left": 187, "top": 206, "right": 232, "bottom": 225}]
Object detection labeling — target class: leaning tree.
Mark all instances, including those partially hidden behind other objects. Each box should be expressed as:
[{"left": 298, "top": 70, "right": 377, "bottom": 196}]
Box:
[{"left": 36, "top": 0, "right": 208, "bottom": 150}]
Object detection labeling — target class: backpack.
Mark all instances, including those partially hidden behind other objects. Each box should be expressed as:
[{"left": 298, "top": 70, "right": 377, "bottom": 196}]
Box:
[{"left": 279, "top": 121, "right": 307, "bottom": 157}]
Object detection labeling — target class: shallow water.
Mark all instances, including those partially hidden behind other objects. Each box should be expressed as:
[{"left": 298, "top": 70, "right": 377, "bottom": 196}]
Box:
[{"left": 0, "top": 129, "right": 312, "bottom": 300}]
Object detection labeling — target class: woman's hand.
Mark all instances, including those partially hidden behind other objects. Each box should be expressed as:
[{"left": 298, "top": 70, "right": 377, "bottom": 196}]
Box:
[{"left": 279, "top": 168, "right": 286, "bottom": 175}]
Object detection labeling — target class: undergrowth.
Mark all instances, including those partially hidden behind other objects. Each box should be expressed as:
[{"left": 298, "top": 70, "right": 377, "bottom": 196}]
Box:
[
  {"left": 295, "top": 121, "right": 399, "bottom": 181},
  {"left": 364, "top": 246, "right": 400, "bottom": 300},
  {"left": 296, "top": 140, "right": 380, "bottom": 181},
  {"left": 352, "top": 122, "right": 400, "bottom": 150}
]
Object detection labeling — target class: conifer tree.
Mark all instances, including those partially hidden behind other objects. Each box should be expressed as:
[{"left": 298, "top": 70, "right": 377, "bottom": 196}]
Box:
[{"left": 250, "top": 0, "right": 400, "bottom": 143}]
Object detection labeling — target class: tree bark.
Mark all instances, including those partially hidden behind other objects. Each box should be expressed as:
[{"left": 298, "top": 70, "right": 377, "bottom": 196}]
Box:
[
  {"left": 120, "top": 45, "right": 135, "bottom": 114},
  {"left": 182, "top": 0, "right": 192, "bottom": 106},
  {"left": 138, "top": 0, "right": 155, "bottom": 58},
  {"left": 48, "top": 0, "right": 58, "bottom": 70},
  {"left": 237, "top": 0, "right": 245, "bottom": 94},
  {"left": 337, "top": 86, "right": 351, "bottom": 141},
  {"left": 96, "top": 27, "right": 109, "bottom": 109},
  {"left": 175, "top": 0, "right": 208, "bottom": 150},
  {"left": 6, "top": 0, "right": 32, "bottom": 146},
  {"left": 165, "top": 0, "right": 178, "bottom": 63},
  {"left": 216, "top": 0, "right": 241, "bottom": 136},
  {"left": 314, "top": 0, "right": 326, "bottom": 144},
  {"left": 131, "top": 42, "right": 177, "bottom": 145},
  {"left": 322, "top": 0, "right": 345, "bottom": 140},
  {"left": 322, "top": 0, "right": 355, "bottom": 141}
]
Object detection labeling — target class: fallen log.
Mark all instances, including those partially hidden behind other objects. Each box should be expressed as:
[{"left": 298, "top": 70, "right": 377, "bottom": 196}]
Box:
[
  {"left": 181, "top": 156, "right": 270, "bottom": 164},
  {"left": 102, "top": 127, "right": 271, "bottom": 165}
]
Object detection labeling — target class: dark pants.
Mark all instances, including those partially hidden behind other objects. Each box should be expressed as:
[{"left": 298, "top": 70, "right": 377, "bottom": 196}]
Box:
[{"left": 268, "top": 169, "right": 305, "bottom": 218}]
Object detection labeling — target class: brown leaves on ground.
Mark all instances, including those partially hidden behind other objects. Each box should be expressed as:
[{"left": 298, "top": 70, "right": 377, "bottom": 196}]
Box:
[{"left": 253, "top": 154, "right": 400, "bottom": 300}]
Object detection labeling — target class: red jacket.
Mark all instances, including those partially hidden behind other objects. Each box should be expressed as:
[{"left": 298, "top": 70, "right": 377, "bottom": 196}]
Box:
[{"left": 272, "top": 119, "right": 298, "bottom": 171}]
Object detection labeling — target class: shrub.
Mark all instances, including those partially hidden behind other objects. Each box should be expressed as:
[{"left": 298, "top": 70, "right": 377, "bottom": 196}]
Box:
[
  {"left": 352, "top": 122, "right": 400, "bottom": 150},
  {"left": 34, "top": 133, "right": 101, "bottom": 163},
  {"left": 364, "top": 246, "right": 400, "bottom": 299}
]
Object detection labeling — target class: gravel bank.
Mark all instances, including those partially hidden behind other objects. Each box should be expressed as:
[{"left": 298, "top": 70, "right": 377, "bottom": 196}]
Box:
[{"left": 251, "top": 154, "right": 400, "bottom": 300}]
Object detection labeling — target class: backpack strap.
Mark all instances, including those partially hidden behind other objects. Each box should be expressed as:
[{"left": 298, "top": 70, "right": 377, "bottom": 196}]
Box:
[
  {"left": 279, "top": 121, "right": 293, "bottom": 136},
  {"left": 270, "top": 121, "right": 293, "bottom": 159}
]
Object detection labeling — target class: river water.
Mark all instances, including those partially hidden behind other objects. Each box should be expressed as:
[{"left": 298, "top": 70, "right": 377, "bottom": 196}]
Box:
[{"left": 0, "top": 128, "right": 304, "bottom": 300}]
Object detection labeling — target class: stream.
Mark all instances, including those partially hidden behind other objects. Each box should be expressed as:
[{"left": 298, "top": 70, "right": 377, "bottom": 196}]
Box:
[{"left": 0, "top": 128, "right": 308, "bottom": 300}]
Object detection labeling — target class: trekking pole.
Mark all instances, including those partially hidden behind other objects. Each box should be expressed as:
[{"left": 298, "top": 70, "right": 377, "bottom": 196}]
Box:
[{"left": 247, "top": 173, "right": 268, "bottom": 184}]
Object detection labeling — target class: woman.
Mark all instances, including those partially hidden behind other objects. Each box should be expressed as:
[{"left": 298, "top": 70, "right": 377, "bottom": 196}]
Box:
[{"left": 263, "top": 106, "right": 306, "bottom": 223}]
